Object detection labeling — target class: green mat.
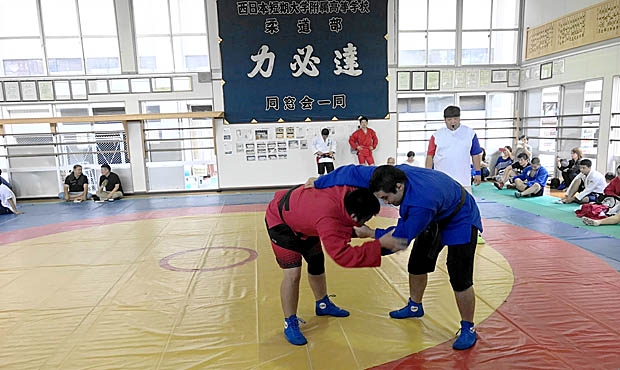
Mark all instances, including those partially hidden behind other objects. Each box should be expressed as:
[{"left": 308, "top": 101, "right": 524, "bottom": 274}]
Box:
[{"left": 473, "top": 182, "right": 620, "bottom": 239}]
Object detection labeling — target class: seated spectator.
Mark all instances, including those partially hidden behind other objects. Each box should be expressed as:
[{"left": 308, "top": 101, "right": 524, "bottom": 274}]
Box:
[
  {"left": 604, "top": 165, "right": 620, "bottom": 197},
  {"left": 95, "top": 164, "right": 123, "bottom": 201},
  {"left": 515, "top": 135, "right": 532, "bottom": 159},
  {"left": 512, "top": 158, "right": 549, "bottom": 198},
  {"left": 500, "top": 135, "right": 532, "bottom": 179},
  {"left": 0, "top": 169, "right": 11, "bottom": 189},
  {"left": 60, "top": 164, "right": 91, "bottom": 202},
  {"left": 0, "top": 183, "right": 22, "bottom": 215},
  {"left": 386, "top": 157, "right": 396, "bottom": 166},
  {"left": 583, "top": 213, "right": 620, "bottom": 227},
  {"left": 556, "top": 147, "right": 583, "bottom": 191},
  {"left": 480, "top": 148, "right": 490, "bottom": 180},
  {"left": 492, "top": 146, "right": 514, "bottom": 180},
  {"left": 605, "top": 172, "right": 615, "bottom": 183},
  {"left": 404, "top": 151, "right": 419, "bottom": 166},
  {"left": 494, "top": 153, "right": 529, "bottom": 190},
  {"left": 561, "top": 159, "right": 606, "bottom": 204}
]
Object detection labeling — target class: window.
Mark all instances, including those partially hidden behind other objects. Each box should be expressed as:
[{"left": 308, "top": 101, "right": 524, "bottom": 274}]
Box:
[
  {"left": 142, "top": 100, "right": 217, "bottom": 191},
  {"left": 398, "top": 0, "right": 457, "bottom": 66},
  {"left": 0, "top": 0, "right": 45, "bottom": 76},
  {"left": 461, "top": 0, "right": 520, "bottom": 65},
  {"left": 398, "top": 0, "right": 521, "bottom": 66},
  {"left": 134, "top": 0, "right": 210, "bottom": 73},
  {"left": 78, "top": 0, "right": 121, "bottom": 74},
  {"left": 0, "top": 0, "right": 120, "bottom": 77},
  {"left": 41, "top": 0, "right": 120, "bottom": 75},
  {"left": 580, "top": 80, "right": 602, "bottom": 155},
  {"left": 611, "top": 77, "right": 620, "bottom": 167}
]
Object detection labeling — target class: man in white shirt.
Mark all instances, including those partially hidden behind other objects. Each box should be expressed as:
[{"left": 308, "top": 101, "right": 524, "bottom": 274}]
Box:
[
  {"left": 0, "top": 183, "right": 23, "bottom": 215},
  {"left": 561, "top": 159, "right": 606, "bottom": 204},
  {"left": 426, "top": 106, "right": 482, "bottom": 193},
  {"left": 312, "top": 128, "right": 337, "bottom": 175}
]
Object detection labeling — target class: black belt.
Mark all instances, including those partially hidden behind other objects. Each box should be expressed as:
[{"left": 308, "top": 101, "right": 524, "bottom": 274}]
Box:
[
  {"left": 438, "top": 186, "right": 467, "bottom": 229},
  {"left": 278, "top": 184, "right": 302, "bottom": 223}
]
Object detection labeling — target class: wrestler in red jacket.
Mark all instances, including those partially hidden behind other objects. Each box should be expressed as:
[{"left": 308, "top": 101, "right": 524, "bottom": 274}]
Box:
[
  {"left": 265, "top": 185, "right": 399, "bottom": 346},
  {"left": 349, "top": 116, "right": 378, "bottom": 165}
]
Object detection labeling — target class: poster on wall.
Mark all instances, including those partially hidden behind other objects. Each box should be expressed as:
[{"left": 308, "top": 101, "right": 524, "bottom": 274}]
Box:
[
  {"left": 288, "top": 140, "right": 300, "bottom": 149},
  {"left": 217, "top": 1, "right": 388, "bottom": 123},
  {"left": 286, "top": 127, "right": 295, "bottom": 138},
  {"left": 255, "top": 129, "right": 269, "bottom": 140},
  {"left": 223, "top": 128, "right": 232, "bottom": 141},
  {"left": 276, "top": 127, "right": 285, "bottom": 138}
]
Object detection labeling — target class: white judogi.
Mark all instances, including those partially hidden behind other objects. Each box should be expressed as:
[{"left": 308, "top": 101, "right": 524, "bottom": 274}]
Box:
[
  {"left": 312, "top": 135, "right": 337, "bottom": 163},
  {"left": 572, "top": 170, "right": 607, "bottom": 201},
  {"left": 0, "top": 184, "right": 17, "bottom": 213}
]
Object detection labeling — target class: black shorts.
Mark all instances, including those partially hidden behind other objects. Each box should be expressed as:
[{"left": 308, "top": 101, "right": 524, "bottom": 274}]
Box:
[
  {"left": 526, "top": 184, "right": 544, "bottom": 197},
  {"left": 318, "top": 162, "right": 334, "bottom": 175},
  {"left": 266, "top": 221, "right": 322, "bottom": 269},
  {"left": 408, "top": 225, "right": 477, "bottom": 292}
]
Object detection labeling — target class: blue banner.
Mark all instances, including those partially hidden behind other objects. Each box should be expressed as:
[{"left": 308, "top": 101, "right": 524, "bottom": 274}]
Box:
[{"left": 217, "top": 1, "right": 388, "bottom": 123}]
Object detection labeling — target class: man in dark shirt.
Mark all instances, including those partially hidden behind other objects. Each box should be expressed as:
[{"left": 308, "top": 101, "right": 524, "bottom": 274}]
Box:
[
  {"left": 60, "top": 164, "right": 90, "bottom": 202},
  {"left": 95, "top": 164, "right": 123, "bottom": 201}
]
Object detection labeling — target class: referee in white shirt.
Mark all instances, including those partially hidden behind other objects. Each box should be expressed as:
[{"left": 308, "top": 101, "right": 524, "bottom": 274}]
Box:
[{"left": 425, "top": 106, "right": 483, "bottom": 193}]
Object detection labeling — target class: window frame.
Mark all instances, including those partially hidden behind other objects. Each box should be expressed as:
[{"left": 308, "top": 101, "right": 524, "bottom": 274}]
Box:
[
  {"left": 133, "top": 0, "right": 211, "bottom": 73},
  {"left": 0, "top": 0, "right": 121, "bottom": 77},
  {"left": 397, "top": 0, "right": 523, "bottom": 67}
]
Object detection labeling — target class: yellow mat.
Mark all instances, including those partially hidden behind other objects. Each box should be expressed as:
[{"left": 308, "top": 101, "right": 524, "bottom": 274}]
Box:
[{"left": 0, "top": 212, "right": 513, "bottom": 369}]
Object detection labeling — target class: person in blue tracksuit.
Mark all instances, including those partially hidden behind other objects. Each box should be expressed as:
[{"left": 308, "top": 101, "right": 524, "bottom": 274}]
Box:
[
  {"left": 512, "top": 157, "right": 549, "bottom": 198},
  {"left": 307, "top": 164, "right": 482, "bottom": 350}
]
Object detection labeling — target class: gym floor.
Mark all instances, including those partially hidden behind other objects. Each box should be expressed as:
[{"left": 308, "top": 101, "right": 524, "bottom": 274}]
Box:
[{"left": 0, "top": 183, "right": 619, "bottom": 369}]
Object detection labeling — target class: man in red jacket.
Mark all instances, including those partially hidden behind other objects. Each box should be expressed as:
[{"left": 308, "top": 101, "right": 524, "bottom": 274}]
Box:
[
  {"left": 265, "top": 185, "right": 400, "bottom": 346},
  {"left": 349, "top": 116, "right": 378, "bottom": 165},
  {"left": 604, "top": 165, "right": 620, "bottom": 196}
]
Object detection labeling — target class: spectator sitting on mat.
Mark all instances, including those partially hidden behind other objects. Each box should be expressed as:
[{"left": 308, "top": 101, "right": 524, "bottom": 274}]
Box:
[
  {"left": 604, "top": 165, "right": 620, "bottom": 197},
  {"left": 494, "top": 153, "right": 529, "bottom": 190},
  {"left": 94, "top": 164, "right": 123, "bottom": 202},
  {"left": 480, "top": 148, "right": 490, "bottom": 180},
  {"left": 491, "top": 146, "right": 513, "bottom": 180},
  {"left": 583, "top": 213, "right": 620, "bottom": 226},
  {"left": 605, "top": 172, "right": 615, "bottom": 183},
  {"left": 387, "top": 157, "right": 396, "bottom": 166},
  {"left": 512, "top": 157, "right": 549, "bottom": 198},
  {"left": 60, "top": 164, "right": 91, "bottom": 202},
  {"left": 0, "top": 169, "right": 12, "bottom": 189},
  {"left": 0, "top": 183, "right": 22, "bottom": 215},
  {"left": 556, "top": 147, "right": 583, "bottom": 191},
  {"left": 498, "top": 135, "right": 531, "bottom": 180},
  {"left": 561, "top": 159, "right": 606, "bottom": 204}
]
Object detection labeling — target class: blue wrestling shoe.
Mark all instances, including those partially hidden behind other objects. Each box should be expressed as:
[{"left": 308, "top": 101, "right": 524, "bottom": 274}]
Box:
[
  {"left": 389, "top": 298, "right": 424, "bottom": 319},
  {"left": 453, "top": 320, "right": 477, "bottom": 350},
  {"left": 284, "top": 315, "right": 307, "bottom": 345},
  {"left": 315, "top": 295, "right": 350, "bottom": 317}
]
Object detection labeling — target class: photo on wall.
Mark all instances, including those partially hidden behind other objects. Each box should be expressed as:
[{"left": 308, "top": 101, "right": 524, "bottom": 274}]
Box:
[
  {"left": 286, "top": 127, "right": 295, "bottom": 139},
  {"left": 288, "top": 140, "right": 299, "bottom": 149},
  {"left": 276, "top": 127, "right": 285, "bottom": 139},
  {"left": 255, "top": 129, "right": 269, "bottom": 140}
]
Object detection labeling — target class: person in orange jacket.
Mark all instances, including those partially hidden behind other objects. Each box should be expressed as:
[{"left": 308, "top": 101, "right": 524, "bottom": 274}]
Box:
[{"left": 349, "top": 116, "right": 378, "bottom": 165}]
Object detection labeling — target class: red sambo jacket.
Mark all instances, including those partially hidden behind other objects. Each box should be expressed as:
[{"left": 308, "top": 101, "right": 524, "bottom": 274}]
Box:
[{"left": 265, "top": 185, "right": 382, "bottom": 268}]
